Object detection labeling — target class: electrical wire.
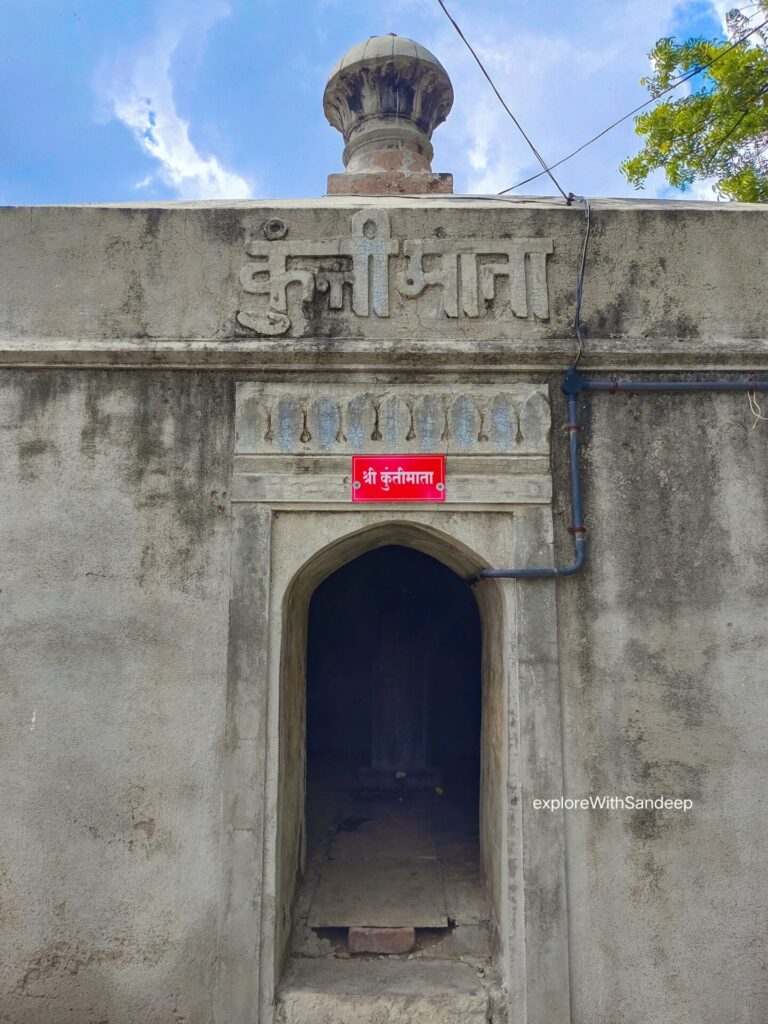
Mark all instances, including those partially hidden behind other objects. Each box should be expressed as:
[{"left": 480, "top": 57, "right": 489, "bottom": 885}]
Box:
[
  {"left": 430, "top": 8, "right": 764, "bottom": 372},
  {"left": 499, "top": 17, "right": 768, "bottom": 194},
  {"left": 435, "top": 0, "right": 571, "bottom": 202},
  {"left": 571, "top": 196, "right": 591, "bottom": 367}
]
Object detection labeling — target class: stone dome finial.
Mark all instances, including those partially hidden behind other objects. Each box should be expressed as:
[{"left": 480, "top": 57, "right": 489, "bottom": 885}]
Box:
[{"left": 323, "top": 34, "right": 454, "bottom": 195}]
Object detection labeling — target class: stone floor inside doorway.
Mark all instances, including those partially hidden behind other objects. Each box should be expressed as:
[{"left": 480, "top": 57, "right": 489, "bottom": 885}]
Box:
[{"left": 276, "top": 758, "right": 501, "bottom": 1024}]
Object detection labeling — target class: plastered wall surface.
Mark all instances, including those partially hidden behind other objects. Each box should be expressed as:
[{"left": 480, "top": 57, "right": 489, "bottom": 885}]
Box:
[
  {"left": 0, "top": 371, "right": 233, "bottom": 1024},
  {"left": 1, "top": 197, "right": 767, "bottom": 1023},
  {"left": 0, "top": 198, "right": 766, "bottom": 369},
  {"left": 552, "top": 388, "right": 768, "bottom": 1024}
]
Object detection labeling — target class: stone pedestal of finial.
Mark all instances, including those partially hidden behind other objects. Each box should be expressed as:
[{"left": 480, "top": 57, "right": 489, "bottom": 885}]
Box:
[{"left": 323, "top": 34, "right": 454, "bottom": 196}]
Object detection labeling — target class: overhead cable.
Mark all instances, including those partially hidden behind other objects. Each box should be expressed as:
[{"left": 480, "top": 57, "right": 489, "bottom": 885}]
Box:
[
  {"left": 434, "top": 0, "right": 571, "bottom": 202},
  {"left": 570, "top": 196, "right": 591, "bottom": 367},
  {"left": 499, "top": 18, "right": 768, "bottom": 194}
]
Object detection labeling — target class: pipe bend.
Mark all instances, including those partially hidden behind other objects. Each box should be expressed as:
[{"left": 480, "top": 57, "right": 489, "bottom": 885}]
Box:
[
  {"left": 472, "top": 368, "right": 768, "bottom": 586},
  {"left": 470, "top": 537, "right": 586, "bottom": 584}
]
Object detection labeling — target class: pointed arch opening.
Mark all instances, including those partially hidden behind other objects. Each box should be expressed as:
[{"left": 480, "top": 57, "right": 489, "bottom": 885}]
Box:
[{"left": 273, "top": 522, "right": 509, "bottom": 978}]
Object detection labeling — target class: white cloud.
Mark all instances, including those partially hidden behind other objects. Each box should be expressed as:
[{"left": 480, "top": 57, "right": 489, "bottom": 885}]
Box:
[
  {"left": 95, "top": 1, "right": 253, "bottom": 200},
  {"left": 710, "top": 0, "right": 734, "bottom": 33},
  {"left": 709, "top": 0, "right": 766, "bottom": 36},
  {"left": 689, "top": 177, "right": 722, "bottom": 201}
]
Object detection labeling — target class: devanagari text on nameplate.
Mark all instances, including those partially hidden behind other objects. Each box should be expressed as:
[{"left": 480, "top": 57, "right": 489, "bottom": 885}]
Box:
[{"left": 351, "top": 455, "right": 446, "bottom": 503}]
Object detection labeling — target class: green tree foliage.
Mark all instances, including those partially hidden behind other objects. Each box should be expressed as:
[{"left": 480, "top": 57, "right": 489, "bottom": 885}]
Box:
[{"left": 622, "top": 6, "right": 768, "bottom": 201}]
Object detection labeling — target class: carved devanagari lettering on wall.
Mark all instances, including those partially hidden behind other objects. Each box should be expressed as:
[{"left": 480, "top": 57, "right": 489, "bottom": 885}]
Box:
[
  {"left": 397, "top": 236, "right": 552, "bottom": 320},
  {"left": 236, "top": 212, "right": 553, "bottom": 336}
]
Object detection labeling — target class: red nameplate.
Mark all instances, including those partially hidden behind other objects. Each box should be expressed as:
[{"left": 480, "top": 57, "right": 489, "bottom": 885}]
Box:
[{"left": 351, "top": 455, "right": 446, "bottom": 503}]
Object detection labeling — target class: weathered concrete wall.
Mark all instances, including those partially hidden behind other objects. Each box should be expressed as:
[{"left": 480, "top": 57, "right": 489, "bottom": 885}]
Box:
[
  {"left": 1, "top": 197, "right": 767, "bottom": 1024},
  {"left": 4, "top": 368, "right": 768, "bottom": 1023},
  {"left": 0, "top": 198, "right": 765, "bottom": 370},
  {"left": 552, "top": 386, "right": 768, "bottom": 1024},
  {"left": 0, "top": 370, "right": 233, "bottom": 1024}
]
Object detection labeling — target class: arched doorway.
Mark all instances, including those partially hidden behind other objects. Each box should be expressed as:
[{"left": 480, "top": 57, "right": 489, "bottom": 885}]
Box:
[
  {"left": 292, "top": 544, "right": 488, "bottom": 954},
  {"left": 269, "top": 520, "right": 510, "bottom": 998},
  {"left": 219, "top": 384, "right": 570, "bottom": 1024}
]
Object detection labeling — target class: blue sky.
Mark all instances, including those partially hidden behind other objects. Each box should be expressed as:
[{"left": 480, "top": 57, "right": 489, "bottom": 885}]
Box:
[{"left": 0, "top": 0, "right": 731, "bottom": 205}]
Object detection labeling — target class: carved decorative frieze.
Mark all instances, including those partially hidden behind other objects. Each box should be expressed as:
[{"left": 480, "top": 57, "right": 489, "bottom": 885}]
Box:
[
  {"left": 235, "top": 384, "right": 550, "bottom": 456},
  {"left": 236, "top": 211, "right": 553, "bottom": 337}
]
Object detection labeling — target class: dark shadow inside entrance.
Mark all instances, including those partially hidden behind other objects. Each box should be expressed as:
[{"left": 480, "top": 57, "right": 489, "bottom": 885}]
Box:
[{"left": 294, "top": 544, "right": 489, "bottom": 957}]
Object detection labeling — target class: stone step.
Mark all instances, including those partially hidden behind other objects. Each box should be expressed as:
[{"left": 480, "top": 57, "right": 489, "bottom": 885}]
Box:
[{"left": 276, "top": 958, "right": 491, "bottom": 1024}]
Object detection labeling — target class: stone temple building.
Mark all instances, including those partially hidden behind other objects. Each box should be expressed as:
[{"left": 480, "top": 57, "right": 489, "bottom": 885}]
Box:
[{"left": 2, "top": 32, "right": 767, "bottom": 1024}]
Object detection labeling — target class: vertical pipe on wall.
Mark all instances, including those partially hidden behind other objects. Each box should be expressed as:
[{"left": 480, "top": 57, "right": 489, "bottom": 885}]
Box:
[{"left": 472, "top": 370, "right": 768, "bottom": 583}]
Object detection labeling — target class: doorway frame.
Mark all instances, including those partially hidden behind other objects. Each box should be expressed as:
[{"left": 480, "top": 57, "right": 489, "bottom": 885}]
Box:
[
  {"left": 214, "top": 382, "right": 571, "bottom": 1024},
  {"left": 277, "top": 522, "right": 502, "bottom": 963}
]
